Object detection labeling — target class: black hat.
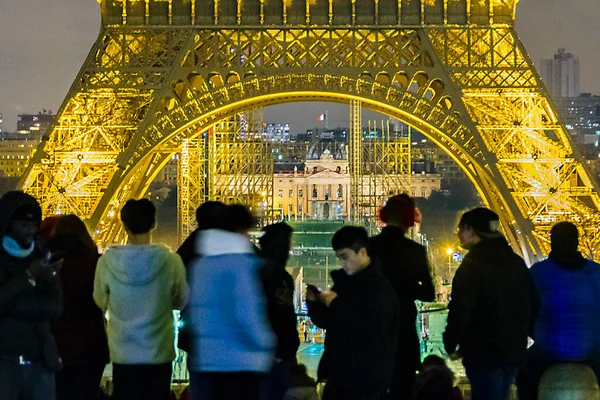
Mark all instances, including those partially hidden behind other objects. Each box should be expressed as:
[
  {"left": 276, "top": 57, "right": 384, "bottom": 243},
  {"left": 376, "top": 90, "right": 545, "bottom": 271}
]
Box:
[
  {"left": 459, "top": 208, "right": 502, "bottom": 238},
  {"left": 10, "top": 204, "right": 42, "bottom": 224}
]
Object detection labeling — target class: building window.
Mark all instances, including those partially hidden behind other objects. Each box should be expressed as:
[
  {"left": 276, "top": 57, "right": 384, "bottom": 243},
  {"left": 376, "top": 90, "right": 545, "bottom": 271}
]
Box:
[
  {"left": 278, "top": 190, "right": 283, "bottom": 198},
  {"left": 337, "top": 185, "right": 343, "bottom": 198},
  {"left": 289, "top": 190, "right": 293, "bottom": 198},
  {"left": 411, "top": 190, "right": 416, "bottom": 197},
  {"left": 312, "top": 185, "right": 318, "bottom": 198},
  {"left": 421, "top": 189, "right": 426, "bottom": 198},
  {"left": 299, "top": 189, "right": 303, "bottom": 198},
  {"left": 325, "top": 188, "right": 330, "bottom": 200}
]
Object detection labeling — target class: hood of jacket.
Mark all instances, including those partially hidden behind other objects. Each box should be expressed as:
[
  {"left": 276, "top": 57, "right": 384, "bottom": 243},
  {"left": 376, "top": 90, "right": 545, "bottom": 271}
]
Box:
[
  {"left": 0, "top": 191, "right": 42, "bottom": 236},
  {"left": 197, "top": 229, "right": 255, "bottom": 257},
  {"left": 548, "top": 250, "right": 587, "bottom": 270},
  {"left": 101, "top": 243, "right": 173, "bottom": 286}
]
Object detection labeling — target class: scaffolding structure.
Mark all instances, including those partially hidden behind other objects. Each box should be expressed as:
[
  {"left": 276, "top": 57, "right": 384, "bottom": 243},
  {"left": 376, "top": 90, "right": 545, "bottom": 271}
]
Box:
[
  {"left": 360, "top": 121, "right": 412, "bottom": 231},
  {"left": 349, "top": 100, "right": 362, "bottom": 223},
  {"left": 177, "top": 136, "right": 206, "bottom": 242}
]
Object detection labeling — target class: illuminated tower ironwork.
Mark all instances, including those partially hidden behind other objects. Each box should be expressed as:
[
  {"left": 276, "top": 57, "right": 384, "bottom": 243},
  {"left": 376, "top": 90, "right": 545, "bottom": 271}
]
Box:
[{"left": 19, "top": 0, "right": 600, "bottom": 262}]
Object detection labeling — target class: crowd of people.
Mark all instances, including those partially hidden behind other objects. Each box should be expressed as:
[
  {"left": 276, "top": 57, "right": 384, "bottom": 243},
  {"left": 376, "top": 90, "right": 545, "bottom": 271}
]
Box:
[{"left": 0, "top": 189, "right": 599, "bottom": 400}]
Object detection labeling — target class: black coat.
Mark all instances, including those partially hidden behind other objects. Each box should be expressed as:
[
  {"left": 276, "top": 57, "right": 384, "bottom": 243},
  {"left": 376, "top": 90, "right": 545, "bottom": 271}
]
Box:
[
  {"left": 369, "top": 226, "right": 435, "bottom": 368},
  {"left": 49, "top": 235, "right": 109, "bottom": 367},
  {"left": 260, "top": 258, "right": 300, "bottom": 361},
  {"left": 0, "top": 192, "right": 62, "bottom": 368},
  {"left": 307, "top": 266, "right": 399, "bottom": 395},
  {"left": 443, "top": 237, "right": 538, "bottom": 367}
]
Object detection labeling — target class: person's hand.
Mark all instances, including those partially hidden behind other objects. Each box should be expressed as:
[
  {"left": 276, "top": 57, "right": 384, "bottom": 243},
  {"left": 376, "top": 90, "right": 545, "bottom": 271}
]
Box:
[
  {"left": 27, "top": 257, "right": 63, "bottom": 280},
  {"left": 320, "top": 290, "right": 338, "bottom": 307}
]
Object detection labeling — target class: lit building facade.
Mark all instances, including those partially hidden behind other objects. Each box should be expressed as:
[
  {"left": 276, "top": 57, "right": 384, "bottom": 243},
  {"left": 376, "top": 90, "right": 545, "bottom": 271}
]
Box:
[
  {"left": 273, "top": 144, "right": 440, "bottom": 220},
  {"left": 17, "top": 112, "right": 55, "bottom": 135},
  {"left": 539, "top": 48, "right": 580, "bottom": 98},
  {"left": 0, "top": 135, "right": 40, "bottom": 177},
  {"left": 265, "top": 123, "right": 291, "bottom": 143}
]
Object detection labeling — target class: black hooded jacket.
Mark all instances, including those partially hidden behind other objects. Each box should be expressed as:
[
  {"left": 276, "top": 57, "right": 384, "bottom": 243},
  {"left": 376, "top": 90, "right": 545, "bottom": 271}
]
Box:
[
  {"left": 444, "top": 237, "right": 538, "bottom": 367},
  {"left": 0, "top": 191, "right": 62, "bottom": 366},
  {"left": 369, "top": 226, "right": 435, "bottom": 366},
  {"left": 307, "top": 266, "right": 400, "bottom": 395}
]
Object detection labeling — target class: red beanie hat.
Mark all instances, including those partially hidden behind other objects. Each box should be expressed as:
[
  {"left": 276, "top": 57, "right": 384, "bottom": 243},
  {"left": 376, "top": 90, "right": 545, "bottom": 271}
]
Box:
[{"left": 380, "top": 194, "right": 416, "bottom": 228}]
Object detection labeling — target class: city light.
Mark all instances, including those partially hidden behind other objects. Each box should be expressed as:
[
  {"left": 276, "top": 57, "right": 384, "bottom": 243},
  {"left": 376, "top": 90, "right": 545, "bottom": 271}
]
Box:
[{"left": 446, "top": 248, "right": 453, "bottom": 255}]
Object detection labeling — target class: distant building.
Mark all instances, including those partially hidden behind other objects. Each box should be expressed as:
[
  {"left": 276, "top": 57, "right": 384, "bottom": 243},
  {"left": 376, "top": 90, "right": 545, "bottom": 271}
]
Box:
[
  {"left": 17, "top": 111, "right": 55, "bottom": 136},
  {"left": 155, "top": 156, "right": 178, "bottom": 186},
  {"left": 412, "top": 139, "right": 466, "bottom": 187},
  {"left": 554, "top": 94, "right": 600, "bottom": 143},
  {"left": 0, "top": 134, "right": 40, "bottom": 177},
  {"left": 273, "top": 139, "right": 440, "bottom": 220},
  {"left": 539, "top": 48, "right": 580, "bottom": 98},
  {"left": 0, "top": 113, "right": 3, "bottom": 133},
  {"left": 264, "top": 123, "right": 291, "bottom": 143}
]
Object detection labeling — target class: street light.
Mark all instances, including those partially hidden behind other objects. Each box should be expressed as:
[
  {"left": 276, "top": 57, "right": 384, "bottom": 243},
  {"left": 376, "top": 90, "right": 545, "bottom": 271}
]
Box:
[{"left": 446, "top": 248, "right": 453, "bottom": 283}]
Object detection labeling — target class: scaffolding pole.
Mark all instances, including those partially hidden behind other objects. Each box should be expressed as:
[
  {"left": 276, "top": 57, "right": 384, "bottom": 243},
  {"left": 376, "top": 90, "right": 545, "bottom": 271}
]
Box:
[{"left": 349, "top": 100, "right": 362, "bottom": 224}]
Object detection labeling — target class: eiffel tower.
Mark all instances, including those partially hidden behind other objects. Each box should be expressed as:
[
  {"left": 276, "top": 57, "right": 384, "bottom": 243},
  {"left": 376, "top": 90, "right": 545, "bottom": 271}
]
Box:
[{"left": 19, "top": 0, "right": 600, "bottom": 263}]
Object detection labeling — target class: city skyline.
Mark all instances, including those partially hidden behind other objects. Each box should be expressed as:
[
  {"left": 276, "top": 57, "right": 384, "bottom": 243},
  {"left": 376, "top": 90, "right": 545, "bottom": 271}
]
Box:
[{"left": 0, "top": 0, "right": 599, "bottom": 132}]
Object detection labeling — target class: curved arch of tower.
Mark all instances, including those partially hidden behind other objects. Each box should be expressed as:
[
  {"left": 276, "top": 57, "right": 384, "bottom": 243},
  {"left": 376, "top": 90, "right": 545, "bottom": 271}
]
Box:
[{"left": 20, "top": 0, "right": 600, "bottom": 263}]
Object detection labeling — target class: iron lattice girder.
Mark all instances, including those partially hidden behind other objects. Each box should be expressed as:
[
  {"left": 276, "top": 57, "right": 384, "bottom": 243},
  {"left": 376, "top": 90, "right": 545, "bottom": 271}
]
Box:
[{"left": 19, "top": 21, "right": 600, "bottom": 260}]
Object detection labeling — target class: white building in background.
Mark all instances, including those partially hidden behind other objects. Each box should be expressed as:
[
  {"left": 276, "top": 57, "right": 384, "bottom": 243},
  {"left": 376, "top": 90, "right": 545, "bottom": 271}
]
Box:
[{"left": 539, "top": 48, "right": 580, "bottom": 98}]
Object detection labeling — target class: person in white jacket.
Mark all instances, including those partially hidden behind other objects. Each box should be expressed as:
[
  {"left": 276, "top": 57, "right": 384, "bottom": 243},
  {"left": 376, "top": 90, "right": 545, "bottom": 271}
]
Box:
[{"left": 93, "top": 199, "right": 189, "bottom": 400}]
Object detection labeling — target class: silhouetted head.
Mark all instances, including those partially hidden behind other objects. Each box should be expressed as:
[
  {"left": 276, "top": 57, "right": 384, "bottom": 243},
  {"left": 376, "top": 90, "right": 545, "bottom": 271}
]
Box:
[
  {"left": 224, "top": 204, "right": 256, "bottom": 235},
  {"left": 120, "top": 199, "right": 156, "bottom": 235},
  {"left": 195, "top": 201, "right": 226, "bottom": 231},
  {"left": 53, "top": 214, "right": 97, "bottom": 253},
  {"left": 259, "top": 222, "right": 294, "bottom": 266},
  {"left": 457, "top": 207, "right": 501, "bottom": 249},
  {"left": 550, "top": 221, "right": 579, "bottom": 254},
  {"left": 380, "top": 194, "right": 416, "bottom": 228}
]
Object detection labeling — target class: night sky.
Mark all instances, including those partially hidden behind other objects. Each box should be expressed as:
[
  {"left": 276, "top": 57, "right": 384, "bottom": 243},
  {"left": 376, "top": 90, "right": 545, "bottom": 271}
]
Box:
[{"left": 0, "top": 0, "right": 598, "bottom": 133}]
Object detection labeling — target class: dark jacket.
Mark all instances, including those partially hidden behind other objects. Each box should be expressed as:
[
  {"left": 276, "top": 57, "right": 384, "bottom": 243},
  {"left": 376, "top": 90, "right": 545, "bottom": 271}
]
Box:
[
  {"left": 260, "top": 258, "right": 300, "bottom": 361},
  {"left": 444, "top": 237, "right": 538, "bottom": 367},
  {"left": 49, "top": 234, "right": 109, "bottom": 366},
  {"left": 0, "top": 192, "right": 62, "bottom": 367},
  {"left": 177, "top": 229, "right": 199, "bottom": 267},
  {"left": 369, "top": 226, "right": 435, "bottom": 366},
  {"left": 307, "top": 266, "right": 399, "bottom": 395}
]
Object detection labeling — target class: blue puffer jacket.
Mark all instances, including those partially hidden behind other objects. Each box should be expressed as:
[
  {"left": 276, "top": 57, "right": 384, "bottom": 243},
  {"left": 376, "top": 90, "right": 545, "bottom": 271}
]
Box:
[
  {"left": 182, "top": 229, "right": 275, "bottom": 373},
  {"left": 531, "top": 254, "right": 600, "bottom": 360}
]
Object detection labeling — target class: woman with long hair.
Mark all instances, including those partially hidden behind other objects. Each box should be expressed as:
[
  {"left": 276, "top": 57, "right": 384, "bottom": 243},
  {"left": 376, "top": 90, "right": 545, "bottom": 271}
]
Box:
[{"left": 49, "top": 215, "right": 109, "bottom": 400}]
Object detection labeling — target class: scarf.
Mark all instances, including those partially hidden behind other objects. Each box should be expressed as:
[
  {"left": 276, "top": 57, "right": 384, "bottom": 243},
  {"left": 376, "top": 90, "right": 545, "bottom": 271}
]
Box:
[{"left": 3, "top": 236, "right": 34, "bottom": 258}]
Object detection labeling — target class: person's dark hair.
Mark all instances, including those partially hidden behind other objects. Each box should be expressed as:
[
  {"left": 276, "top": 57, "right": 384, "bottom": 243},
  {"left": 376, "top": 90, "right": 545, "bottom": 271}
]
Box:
[
  {"left": 260, "top": 223, "right": 294, "bottom": 266},
  {"left": 224, "top": 204, "right": 256, "bottom": 233},
  {"left": 550, "top": 221, "right": 579, "bottom": 254},
  {"left": 459, "top": 207, "right": 501, "bottom": 238},
  {"left": 196, "top": 201, "right": 226, "bottom": 230},
  {"left": 380, "top": 194, "right": 416, "bottom": 228},
  {"left": 53, "top": 214, "right": 97, "bottom": 253},
  {"left": 332, "top": 226, "right": 369, "bottom": 253},
  {"left": 120, "top": 199, "right": 156, "bottom": 234}
]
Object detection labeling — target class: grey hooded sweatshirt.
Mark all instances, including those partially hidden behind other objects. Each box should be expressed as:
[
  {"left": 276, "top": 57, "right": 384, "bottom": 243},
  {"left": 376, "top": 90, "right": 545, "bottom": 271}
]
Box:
[{"left": 93, "top": 243, "right": 189, "bottom": 364}]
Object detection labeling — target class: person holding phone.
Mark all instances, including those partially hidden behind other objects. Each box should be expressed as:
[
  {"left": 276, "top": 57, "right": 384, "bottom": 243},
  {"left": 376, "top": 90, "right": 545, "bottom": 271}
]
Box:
[
  {"left": 0, "top": 191, "right": 63, "bottom": 400},
  {"left": 307, "top": 226, "right": 399, "bottom": 400}
]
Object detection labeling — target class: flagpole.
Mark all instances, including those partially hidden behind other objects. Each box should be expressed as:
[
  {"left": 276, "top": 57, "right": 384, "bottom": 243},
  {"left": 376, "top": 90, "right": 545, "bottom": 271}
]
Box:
[{"left": 325, "top": 110, "right": 328, "bottom": 129}]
